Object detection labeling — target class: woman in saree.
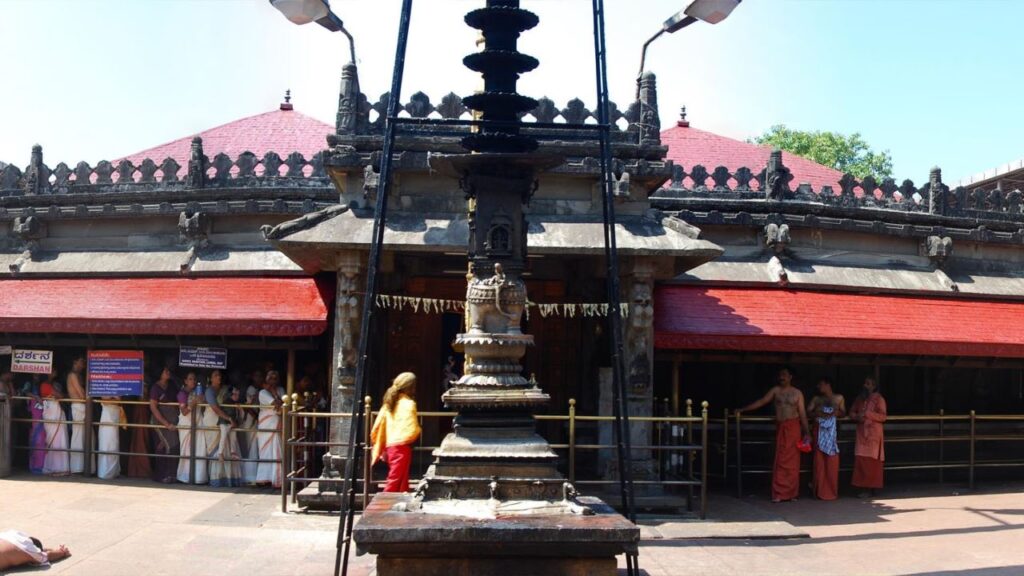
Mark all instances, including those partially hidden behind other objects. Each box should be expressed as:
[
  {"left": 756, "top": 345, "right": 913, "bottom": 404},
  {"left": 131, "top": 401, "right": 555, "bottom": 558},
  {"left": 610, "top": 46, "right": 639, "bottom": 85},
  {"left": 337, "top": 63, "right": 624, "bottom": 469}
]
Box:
[
  {"left": 40, "top": 371, "right": 70, "bottom": 476},
  {"left": 176, "top": 371, "right": 208, "bottom": 484},
  {"left": 240, "top": 385, "right": 260, "bottom": 485},
  {"left": 23, "top": 377, "right": 46, "bottom": 474},
  {"left": 255, "top": 371, "right": 285, "bottom": 488},
  {"left": 126, "top": 382, "right": 152, "bottom": 479},
  {"left": 370, "top": 372, "right": 421, "bottom": 493},
  {"left": 205, "top": 370, "right": 242, "bottom": 487},
  {"left": 148, "top": 367, "right": 180, "bottom": 484},
  {"left": 97, "top": 397, "right": 125, "bottom": 480}
]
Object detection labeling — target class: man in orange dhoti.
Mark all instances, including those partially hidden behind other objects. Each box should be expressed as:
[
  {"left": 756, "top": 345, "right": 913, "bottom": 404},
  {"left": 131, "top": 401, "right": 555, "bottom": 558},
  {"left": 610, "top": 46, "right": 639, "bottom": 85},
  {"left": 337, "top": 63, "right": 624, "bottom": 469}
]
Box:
[
  {"left": 807, "top": 378, "right": 845, "bottom": 500},
  {"left": 850, "top": 376, "right": 886, "bottom": 497},
  {"left": 739, "top": 367, "right": 809, "bottom": 503}
]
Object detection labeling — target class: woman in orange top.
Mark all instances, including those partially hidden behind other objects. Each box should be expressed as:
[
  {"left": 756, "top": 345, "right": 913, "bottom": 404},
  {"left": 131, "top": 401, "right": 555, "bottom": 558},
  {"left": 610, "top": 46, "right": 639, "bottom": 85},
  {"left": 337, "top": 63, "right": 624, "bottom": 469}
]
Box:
[{"left": 370, "top": 372, "right": 421, "bottom": 493}]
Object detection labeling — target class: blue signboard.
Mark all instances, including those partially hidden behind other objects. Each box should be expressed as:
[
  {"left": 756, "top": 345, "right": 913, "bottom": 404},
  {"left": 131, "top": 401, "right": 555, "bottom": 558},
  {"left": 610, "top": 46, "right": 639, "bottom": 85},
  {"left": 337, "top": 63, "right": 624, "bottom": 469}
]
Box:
[
  {"left": 179, "top": 346, "right": 228, "bottom": 369},
  {"left": 88, "top": 350, "right": 144, "bottom": 397}
]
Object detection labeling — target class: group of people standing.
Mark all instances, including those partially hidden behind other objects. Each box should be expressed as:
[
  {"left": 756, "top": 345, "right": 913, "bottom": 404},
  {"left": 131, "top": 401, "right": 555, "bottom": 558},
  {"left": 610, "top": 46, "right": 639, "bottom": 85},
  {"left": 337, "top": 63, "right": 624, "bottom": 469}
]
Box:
[
  {"left": 738, "top": 367, "right": 888, "bottom": 502},
  {"left": 7, "top": 357, "right": 94, "bottom": 478},
  {"left": 12, "top": 360, "right": 287, "bottom": 489}
]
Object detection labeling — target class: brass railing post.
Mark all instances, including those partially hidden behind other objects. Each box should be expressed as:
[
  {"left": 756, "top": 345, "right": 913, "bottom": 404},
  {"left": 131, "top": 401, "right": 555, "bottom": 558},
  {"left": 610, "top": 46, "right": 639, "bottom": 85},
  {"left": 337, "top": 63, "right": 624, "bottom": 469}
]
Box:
[
  {"left": 686, "top": 398, "right": 694, "bottom": 510},
  {"left": 303, "top": 392, "right": 312, "bottom": 490},
  {"left": 280, "top": 398, "right": 290, "bottom": 513},
  {"left": 568, "top": 398, "right": 577, "bottom": 484},
  {"left": 363, "top": 396, "right": 373, "bottom": 508},
  {"left": 735, "top": 411, "right": 743, "bottom": 498},
  {"left": 722, "top": 408, "right": 729, "bottom": 481},
  {"left": 969, "top": 410, "right": 976, "bottom": 490},
  {"left": 83, "top": 398, "right": 95, "bottom": 477},
  {"left": 938, "top": 409, "right": 945, "bottom": 484},
  {"left": 700, "top": 401, "right": 709, "bottom": 520},
  {"left": 291, "top": 394, "right": 300, "bottom": 505}
]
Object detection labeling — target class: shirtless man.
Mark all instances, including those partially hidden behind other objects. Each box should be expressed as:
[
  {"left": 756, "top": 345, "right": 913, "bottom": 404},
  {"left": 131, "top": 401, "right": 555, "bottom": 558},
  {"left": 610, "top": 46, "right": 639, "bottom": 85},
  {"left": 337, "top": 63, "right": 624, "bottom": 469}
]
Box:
[
  {"left": 0, "top": 530, "right": 70, "bottom": 571},
  {"left": 67, "top": 356, "right": 89, "bottom": 474},
  {"left": 738, "top": 367, "right": 809, "bottom": 502}
]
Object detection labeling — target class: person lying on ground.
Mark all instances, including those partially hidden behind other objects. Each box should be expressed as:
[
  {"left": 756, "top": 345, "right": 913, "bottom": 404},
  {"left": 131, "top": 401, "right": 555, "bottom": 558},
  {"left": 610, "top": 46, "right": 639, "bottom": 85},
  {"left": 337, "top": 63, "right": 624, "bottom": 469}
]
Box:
[{"left": 0, "top": 530, "right": 71, "bottom": 571}]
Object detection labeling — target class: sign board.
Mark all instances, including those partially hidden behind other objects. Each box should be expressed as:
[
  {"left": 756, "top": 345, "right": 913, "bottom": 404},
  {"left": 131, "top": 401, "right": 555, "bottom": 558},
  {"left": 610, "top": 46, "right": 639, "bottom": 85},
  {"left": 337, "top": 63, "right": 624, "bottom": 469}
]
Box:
[
  {"left": 88, "top": 350, "right": 144, "bottom": 397},
  {"left": 179, "top": 346, "right": 228, "bottom": 369},
  {"left": 11, "top": 349, "right": 53, "bottom": 374},
  {"left": 0, "top": 345, "right": 11, "bottom": 355}
]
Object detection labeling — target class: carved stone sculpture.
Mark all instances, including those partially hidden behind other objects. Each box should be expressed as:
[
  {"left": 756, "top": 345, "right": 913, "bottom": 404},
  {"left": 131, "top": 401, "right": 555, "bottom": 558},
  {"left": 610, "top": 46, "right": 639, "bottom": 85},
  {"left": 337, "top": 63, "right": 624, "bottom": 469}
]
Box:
[
  {"left": 926, "top": 235, "right": 953, "bottom": 267},
  {"left": 765, "top": 222, "right": 791, "bottom": 254}
]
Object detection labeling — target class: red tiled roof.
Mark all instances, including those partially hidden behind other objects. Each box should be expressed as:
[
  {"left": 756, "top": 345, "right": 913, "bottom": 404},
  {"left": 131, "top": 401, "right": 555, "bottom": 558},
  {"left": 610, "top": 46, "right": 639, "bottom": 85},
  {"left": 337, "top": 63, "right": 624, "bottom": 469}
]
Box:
[
  {"left": 0, "top": 278, "right": 329, "bottom": 336},
  {"left": 119, "top": 107, "right": 332, "bottom": 167},
  {"left": 662, "top": 123, "right": 845, "bottom": 192},
  {"left": 655, "top": 286, "right": 1024, "bottom": 358}
]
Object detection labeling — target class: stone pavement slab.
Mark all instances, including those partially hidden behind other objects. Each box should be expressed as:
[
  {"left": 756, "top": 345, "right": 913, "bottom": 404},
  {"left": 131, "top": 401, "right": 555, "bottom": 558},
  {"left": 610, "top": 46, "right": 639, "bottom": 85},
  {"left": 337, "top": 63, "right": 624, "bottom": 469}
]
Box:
[{"left": 5, "top": 474, "right": 1024, "bottom": 576}]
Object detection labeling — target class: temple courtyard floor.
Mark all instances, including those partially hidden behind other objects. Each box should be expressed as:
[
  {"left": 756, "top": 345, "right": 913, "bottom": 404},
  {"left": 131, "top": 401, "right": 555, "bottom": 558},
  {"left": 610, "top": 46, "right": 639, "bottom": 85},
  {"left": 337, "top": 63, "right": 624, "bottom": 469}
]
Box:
[{"left": 3, "top": 474, "right": 1024, "bottom": 575}]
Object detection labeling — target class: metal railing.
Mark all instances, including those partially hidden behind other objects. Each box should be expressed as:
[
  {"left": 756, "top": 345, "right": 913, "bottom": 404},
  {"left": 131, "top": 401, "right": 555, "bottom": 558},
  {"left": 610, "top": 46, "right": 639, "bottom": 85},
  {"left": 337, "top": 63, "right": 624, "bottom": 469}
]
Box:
[
  {"left": 282, "top": 396, "right": 712, "bottom": 518},
  {"left": 8, "top": 395, "right": 287, "bottom": 487},
  {"left": 723, "top": 410, "right": 1024, "bottom": 496}
]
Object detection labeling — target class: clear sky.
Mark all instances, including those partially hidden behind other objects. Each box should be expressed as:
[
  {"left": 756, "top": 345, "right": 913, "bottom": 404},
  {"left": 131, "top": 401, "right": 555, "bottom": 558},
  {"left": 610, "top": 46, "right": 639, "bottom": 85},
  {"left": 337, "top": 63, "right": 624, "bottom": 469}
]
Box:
[{"left": 1, "top": 0, "right": 1021, "bottom": 184}]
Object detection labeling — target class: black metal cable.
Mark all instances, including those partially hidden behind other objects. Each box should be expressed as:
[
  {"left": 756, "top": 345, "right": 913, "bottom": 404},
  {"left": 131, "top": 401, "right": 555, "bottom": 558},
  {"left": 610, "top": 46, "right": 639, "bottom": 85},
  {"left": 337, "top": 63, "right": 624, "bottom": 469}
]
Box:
[
  {"left": 591, "top": 0, "right": 639, "bottom": 574},
  {"left": 333, "top": 2, "right": 415, "bottom": 575}
]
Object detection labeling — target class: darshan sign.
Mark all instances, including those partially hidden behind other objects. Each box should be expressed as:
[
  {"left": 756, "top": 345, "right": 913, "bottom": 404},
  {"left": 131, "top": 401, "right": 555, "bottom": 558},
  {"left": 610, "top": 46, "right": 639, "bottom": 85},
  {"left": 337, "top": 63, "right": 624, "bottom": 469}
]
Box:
[
  {"left": 88, "top": 350, "right": 144, "bottom": 397},
  {"left": 11, "top": 349, "right": 53, "bottom": 374},
  {"left": 179, "top": 346, "right": 228, "bottom": 369}
]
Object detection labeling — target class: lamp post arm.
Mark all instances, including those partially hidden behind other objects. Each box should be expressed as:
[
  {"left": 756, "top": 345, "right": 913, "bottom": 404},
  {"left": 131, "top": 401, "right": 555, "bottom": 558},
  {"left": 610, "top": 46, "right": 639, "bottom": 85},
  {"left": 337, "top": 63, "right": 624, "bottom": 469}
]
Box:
[
  {"left": 635, "top": 15, "right": 698, "bottom": 101},
  {"left": 636, "top": 29, "right": 664, "bottom": 101},
  {"left": 341, "top": 26, "right": 356, "bottom": 64},
  {"left": 323, "top": 12, "right": 356, "bottom": 63}
]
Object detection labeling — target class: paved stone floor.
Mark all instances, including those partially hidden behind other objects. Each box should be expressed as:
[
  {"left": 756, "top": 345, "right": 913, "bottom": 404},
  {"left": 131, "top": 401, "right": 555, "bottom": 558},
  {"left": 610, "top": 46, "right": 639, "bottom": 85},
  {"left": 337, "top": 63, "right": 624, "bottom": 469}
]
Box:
[{"left": 3, "top": 474, "right": 1024, "bottom": 575}]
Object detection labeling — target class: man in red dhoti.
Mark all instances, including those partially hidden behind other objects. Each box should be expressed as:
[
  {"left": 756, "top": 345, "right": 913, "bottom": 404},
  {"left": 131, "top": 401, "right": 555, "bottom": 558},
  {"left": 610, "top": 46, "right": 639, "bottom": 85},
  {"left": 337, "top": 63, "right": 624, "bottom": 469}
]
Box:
[
  {"left": 850, "top": 376, "right": 886, "bottom": 497},
  {"left": 739, "top": 367, "right": 809, "bottom": 503},
  {"left": 807, "top": 378, "right": 845, "bottom": 500}
]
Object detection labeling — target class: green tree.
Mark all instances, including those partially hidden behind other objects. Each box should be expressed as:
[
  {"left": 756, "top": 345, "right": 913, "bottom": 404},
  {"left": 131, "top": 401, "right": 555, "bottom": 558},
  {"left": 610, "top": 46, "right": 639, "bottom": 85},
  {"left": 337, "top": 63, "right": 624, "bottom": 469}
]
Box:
[{"left": 752, "top": 125, "right": 894, "bottom": 180}]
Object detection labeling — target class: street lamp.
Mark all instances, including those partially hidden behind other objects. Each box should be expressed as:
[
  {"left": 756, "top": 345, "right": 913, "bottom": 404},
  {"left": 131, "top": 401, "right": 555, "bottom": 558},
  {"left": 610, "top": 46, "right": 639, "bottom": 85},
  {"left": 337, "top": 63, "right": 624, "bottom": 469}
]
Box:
[
  {"left": 635, "top": 0, "right": 741, "bottom": 99},
  {"left": 269, "top": 0, "right": 356, "bottom": 63}
]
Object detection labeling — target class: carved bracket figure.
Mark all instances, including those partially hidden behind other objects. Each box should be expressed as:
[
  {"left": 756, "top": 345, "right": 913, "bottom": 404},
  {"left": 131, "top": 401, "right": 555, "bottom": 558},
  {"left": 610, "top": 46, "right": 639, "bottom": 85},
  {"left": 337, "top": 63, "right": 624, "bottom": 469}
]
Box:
[
  {"left": 613, "top": 170, "right": 631, "bottom": 198},
  {"left": 178, "top": 210, "right": 211, "bottom": 273},
  {"left": 764, "top": 222, "right": 791, "bottom": 254},
  {"left": 9, "top": 216, "right": 46, "bottom": 273},
  {"left": 363, "top": 163, "right": 380, "bottom": 201},
  {"left": 926, "top": 235, "right": 953, "bottom": 268}
]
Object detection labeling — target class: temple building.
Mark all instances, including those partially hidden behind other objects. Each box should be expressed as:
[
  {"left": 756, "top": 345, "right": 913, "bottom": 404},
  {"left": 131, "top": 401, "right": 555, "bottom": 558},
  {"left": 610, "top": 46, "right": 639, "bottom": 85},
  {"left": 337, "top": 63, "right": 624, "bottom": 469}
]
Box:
[{"left": 3, "top": 63, "right": 1024, "bottom": 490}]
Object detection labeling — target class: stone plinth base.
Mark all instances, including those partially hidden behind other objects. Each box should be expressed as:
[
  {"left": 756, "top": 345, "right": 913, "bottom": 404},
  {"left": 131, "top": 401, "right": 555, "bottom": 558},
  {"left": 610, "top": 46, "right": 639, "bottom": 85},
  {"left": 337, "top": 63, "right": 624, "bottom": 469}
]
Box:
[
  {"left": 353, "top": 493, "right": 638, "bottom": 576},
  {"left": 376, "top": 556, "right": 613, "bottom": 576}
]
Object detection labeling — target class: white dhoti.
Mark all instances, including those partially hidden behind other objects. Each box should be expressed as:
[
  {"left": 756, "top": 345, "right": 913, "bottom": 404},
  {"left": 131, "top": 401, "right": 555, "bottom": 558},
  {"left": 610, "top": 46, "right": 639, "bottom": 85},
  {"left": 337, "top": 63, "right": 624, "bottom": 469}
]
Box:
[
  {"left": 176, "top": 411, "right": 208, "bottom": 484},
  {"left": 210, "top": 423, "right": 242, "bottom": 487},
  {"left": 240, "top": 414, "right": 259, "bottom": 485},
  {"left": 41, "top": 399, "right": 70, "bottom": 476},
  {"left": 202, "top": 409, "right": 224, "bottom": 486},
  {"left": 0, "top": 530, "right": 49, "bottom": 566},
  {"left": 69, "top": 401, "right": 88, "bottom": 474},
  {"left": 97, "top": 403, "right": 121, "bottom": 480},
  {"left": 255, "top": 408, "right": 281, "bottom": 488}
]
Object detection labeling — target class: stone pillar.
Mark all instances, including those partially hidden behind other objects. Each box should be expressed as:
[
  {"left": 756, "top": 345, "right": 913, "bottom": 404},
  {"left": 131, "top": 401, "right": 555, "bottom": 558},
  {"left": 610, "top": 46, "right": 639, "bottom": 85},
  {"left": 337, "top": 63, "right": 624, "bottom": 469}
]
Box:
[
  {"left": 637, "top": 72, "right": 661, "bottom": 146},
  {"left": 598, "top": 263, "right": 659, "bottom": 490},
  {"left": 336, "top": 62, "right": 361, "bottom": 136},
  {"left": 624, "top": 267, "right": 656, "bottom": 483},
  {"left": 320, "top": 253, "right": 362, "bottom": 488}
]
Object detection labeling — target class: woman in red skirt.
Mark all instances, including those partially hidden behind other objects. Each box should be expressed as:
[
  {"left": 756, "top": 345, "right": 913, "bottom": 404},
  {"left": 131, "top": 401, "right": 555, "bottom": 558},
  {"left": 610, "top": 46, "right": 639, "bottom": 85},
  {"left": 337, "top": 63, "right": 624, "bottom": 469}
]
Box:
[{"left": 370, "top": 372, "right": 421, "bottom": 492}]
